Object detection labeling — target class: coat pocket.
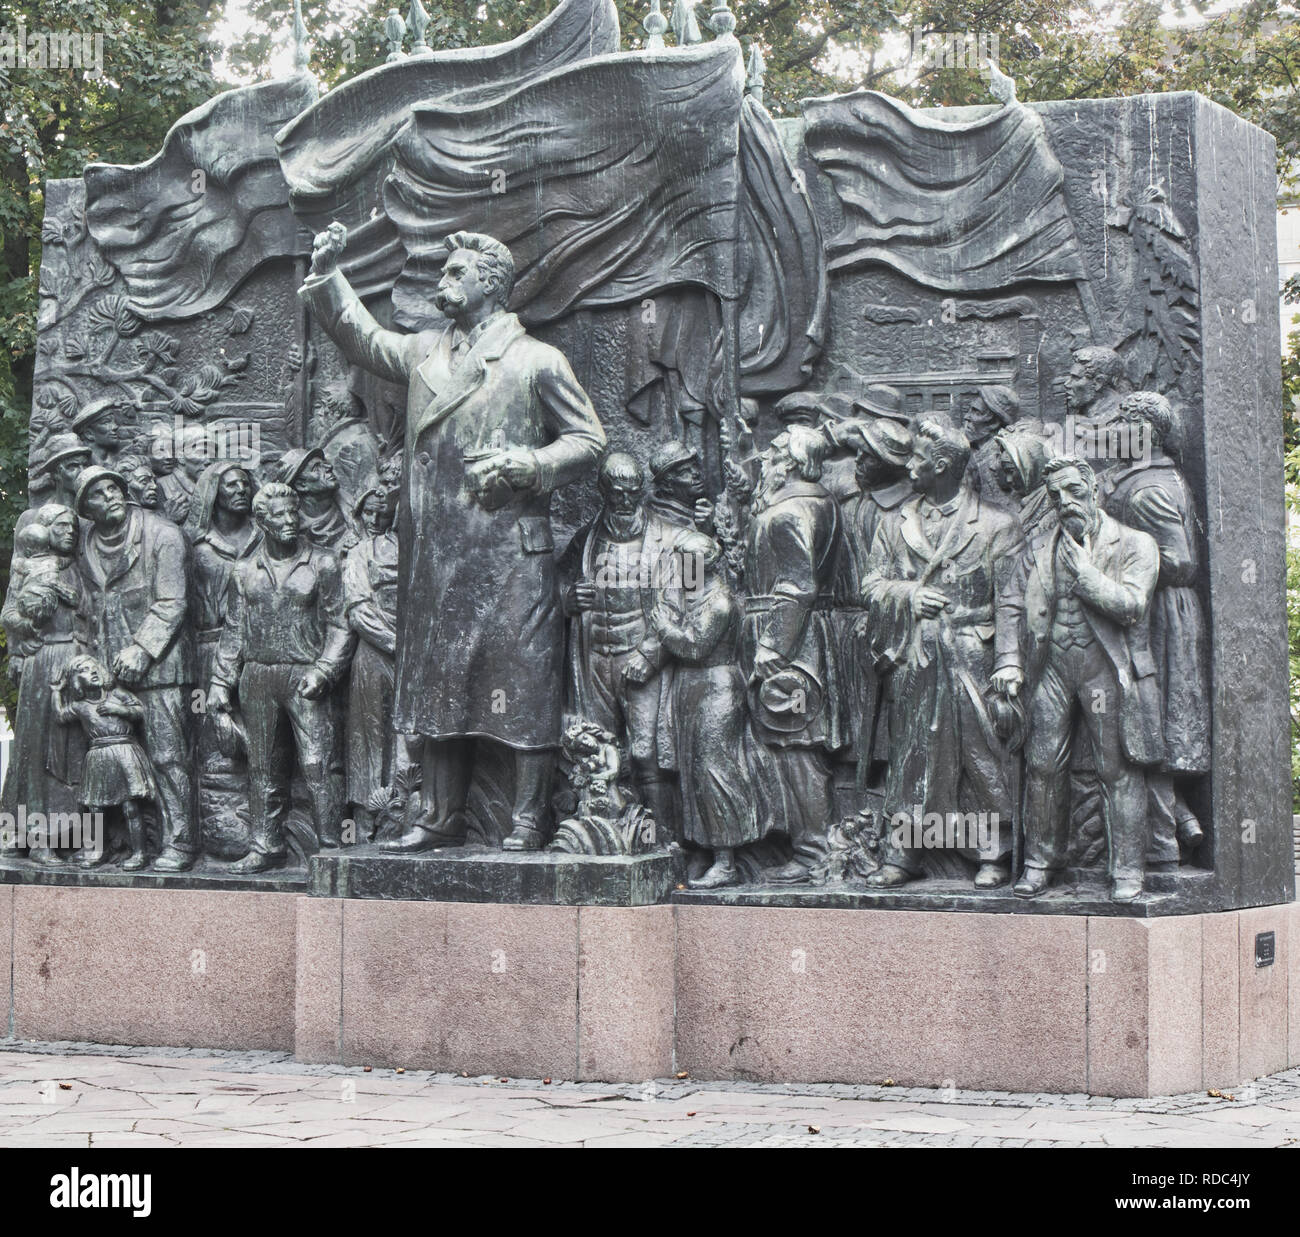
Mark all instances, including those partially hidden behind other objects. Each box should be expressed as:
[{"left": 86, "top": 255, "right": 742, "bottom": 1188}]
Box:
[{"left": 519, "top": 516, "right": 554, "bottom": 555}]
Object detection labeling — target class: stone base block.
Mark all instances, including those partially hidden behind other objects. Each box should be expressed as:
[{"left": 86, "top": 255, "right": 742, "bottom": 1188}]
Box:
[
  {"left": 293, "top": 899, "right": 675, "bottom": 1081},
  {"left": 7, "top": 885, "right": 299, "bottom": 1050},
  {"left": 310, "top": 843, "right": 681, "bottom": 906},
  {"left": 4, "top": 887, "right": 1298, "bottom": 1096}
]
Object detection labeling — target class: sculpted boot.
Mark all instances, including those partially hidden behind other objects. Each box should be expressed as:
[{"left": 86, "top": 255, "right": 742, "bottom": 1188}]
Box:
[
  {"left": 973, "top": 860, "right": 1010, "bottom": 889},
  {"left": 865, "top": 863, "right": 914, "bottom": 889},
  {"left": 1012, "top": 866, "right": 1052, "bottom": 898},
  {"left": 689, "top": 849, "right": 738, "bottom": 890}
]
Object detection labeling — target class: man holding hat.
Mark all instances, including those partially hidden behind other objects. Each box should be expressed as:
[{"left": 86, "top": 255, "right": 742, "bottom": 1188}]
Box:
[
  {"left": 74, "top": 466, "right": 195, "bottom": 870},
  {"left": 741, "top": 431, "right": 848, "bottom": 883}
]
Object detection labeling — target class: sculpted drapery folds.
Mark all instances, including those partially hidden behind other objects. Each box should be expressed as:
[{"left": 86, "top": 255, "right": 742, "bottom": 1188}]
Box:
[
  {"left": 862, "top": 419, "right": 1025, "bottom": 890},
  {"left": 299, "top": 224, "right": 605, "bottom": 852}
]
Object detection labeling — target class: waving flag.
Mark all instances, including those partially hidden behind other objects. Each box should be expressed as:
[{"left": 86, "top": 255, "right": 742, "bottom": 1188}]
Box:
[
  {"left": 802, "top": 90, "right": 1085, "bottom": 290},
  {"left": 83, "top": 73, "right": 319, "bottom": 320},
  {"left": 383, "top": 41, "right": 747, "bottom": 327},
  {"left": 276, "top": 0, "right": 620, "bottom": 299}
]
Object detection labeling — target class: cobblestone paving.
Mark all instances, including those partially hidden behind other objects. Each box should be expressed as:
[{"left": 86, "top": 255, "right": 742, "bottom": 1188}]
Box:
[{"left": 0, "top": 1040, "right": 1298, "bottom": 1147}]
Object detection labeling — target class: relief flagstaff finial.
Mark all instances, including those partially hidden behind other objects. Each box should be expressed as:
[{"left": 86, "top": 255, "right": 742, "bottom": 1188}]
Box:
[
  {"left": 644, "top": 0, "right": 668, "bottom": 50},
  {"left": 408, "top": 0, "right": 432, "bottom": 56},
  {"left": 383, "top": 7, "right": 407, "bottom": 62},
  {"left": 291, "top": 0, "right": 310, "bottom": 72}
]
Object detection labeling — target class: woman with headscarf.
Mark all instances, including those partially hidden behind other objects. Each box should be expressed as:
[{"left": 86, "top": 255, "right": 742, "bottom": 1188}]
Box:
[
  {"left": 0, "top": 504, "right": 87, "bottom": 863},
  {"left": 342, "top": 481, "right": 400, "bottom": 838},
  {"left": 185, "top": 459, "right": 257, "bottom": 855},
  {"left": 647, "top": 532, "right": 768, "bottom": 889}
]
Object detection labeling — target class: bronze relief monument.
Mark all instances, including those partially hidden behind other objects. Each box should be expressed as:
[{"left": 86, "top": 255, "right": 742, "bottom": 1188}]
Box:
[{"left": 0, "top": 0, "right": 1288, "bottom": 927}]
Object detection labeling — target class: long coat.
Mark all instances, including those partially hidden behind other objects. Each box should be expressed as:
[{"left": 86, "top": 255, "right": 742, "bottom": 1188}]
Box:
[
  {"left": 76, "top": 508, "right": 193, "bottom": 688},
  {"left": 739, "top": 479, "right": 847, "bottom": 753},
  {"left": 864, "top": 485, "right": 1024, "bottom": 822},
  {"left": 1007, "top": 511, "right": 1164, "bottom": 769},
  {"left": 300, "top": 269, "right": 605, "bottom": 750},
  {"left": 1102, "top": 455, "right": 1210, "bottom": 775}
]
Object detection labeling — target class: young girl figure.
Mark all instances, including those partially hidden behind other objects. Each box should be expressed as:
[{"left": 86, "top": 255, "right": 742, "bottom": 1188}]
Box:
[{"left": 51, "top": 655, "right": 157, "bottom": 870}]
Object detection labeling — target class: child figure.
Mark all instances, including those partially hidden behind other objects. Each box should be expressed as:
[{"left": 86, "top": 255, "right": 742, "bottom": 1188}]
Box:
[
  {"left": 12, "top": 522, "right": 54, "bottom": 585},
  {"left": 51, "top": 655, "right": 157, "bottom": 870}
]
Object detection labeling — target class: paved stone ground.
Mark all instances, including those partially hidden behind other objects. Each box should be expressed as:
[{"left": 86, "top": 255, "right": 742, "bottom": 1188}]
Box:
[{"left": 1, "top": 1040, "right": 1299, "bottom": 1147}]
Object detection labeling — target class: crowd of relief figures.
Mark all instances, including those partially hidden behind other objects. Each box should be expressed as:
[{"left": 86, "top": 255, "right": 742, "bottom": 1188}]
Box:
[{"left": 1, "top": 222, "right": 1207, "bottom": 904}]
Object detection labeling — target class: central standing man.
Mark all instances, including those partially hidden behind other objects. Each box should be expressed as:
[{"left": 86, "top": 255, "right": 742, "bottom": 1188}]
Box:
[{"left": 301, "top": 224, "right": 606, "bottom": 852}]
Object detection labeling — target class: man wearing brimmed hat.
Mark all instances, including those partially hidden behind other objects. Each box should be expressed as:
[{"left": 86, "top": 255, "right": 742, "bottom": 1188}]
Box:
[
  {"left": 71, "top": 398, "right": 125, "bottom": 467},
  {"left": 852, "top": 383, "right": 910, "bottom": 426},
  {"left": 277, "top": 446, "right": 358, "bottom": 553},
  {"left": 963, "top": 384, "right": 1021, "bottom": 511},
  {"left": 74, "top": 466, "right": 195, "bottom": 871},
  {"left": 740, "top": 431, "right": 848, "bottom": 883},
  {"left": 21, "top": 433, "right": 92, "bottom": 539}
]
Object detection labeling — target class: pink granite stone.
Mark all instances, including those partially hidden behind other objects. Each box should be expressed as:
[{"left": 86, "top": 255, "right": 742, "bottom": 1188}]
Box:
[
  {"left": 1145, "top": 915, "right": 1203, "bottom": 1097},
  {"left": 673, "top": 905, "right": 1088, "bottom": 1092},
  {"left": 1085, "top": 918, "right": 1150, "bottom": 1097},
  {"left": 1289, "top": 902, "right": 1300, "bottom": 1069},
  {"left": 1201, "top": 911, "right": 1240, "bottom": 1089},
  {"left": 339, "top": 899, "right": 579, "bottom": 1078},
  {"left": 12, "top": 885, "right": 297, "bottom": 1049},
  {"left": 1238, "top": 904, "right": 1289, "bottom": 1080},
  {"left": 0, "top": 885, "right": 12, "bottom": 1033},
  {"left": 295, "top": 896, "right": 343, "bottom": 1064},
  {"left": 576, "top": 905, "right": 674, "bottom": 1082}
]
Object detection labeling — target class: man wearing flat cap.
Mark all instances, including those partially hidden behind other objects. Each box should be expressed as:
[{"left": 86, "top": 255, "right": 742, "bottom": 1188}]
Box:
[
  {"left": 21, "top": 434, "right": 92, "bottom": 539},
  {"left": 74, "top": 466, "right": 195, "bottom": 870}
]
